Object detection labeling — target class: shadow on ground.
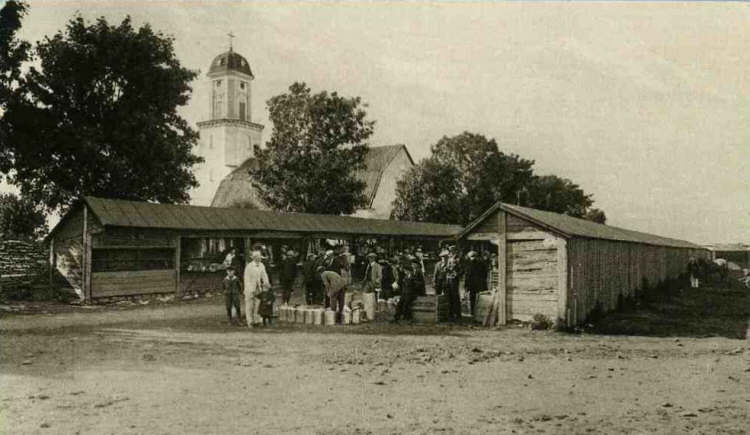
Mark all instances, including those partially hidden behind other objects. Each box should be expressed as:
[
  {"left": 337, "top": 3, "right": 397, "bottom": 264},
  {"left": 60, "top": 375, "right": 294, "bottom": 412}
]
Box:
[{"left": 590, "top": 283, "right": 750, "bottom": 339}]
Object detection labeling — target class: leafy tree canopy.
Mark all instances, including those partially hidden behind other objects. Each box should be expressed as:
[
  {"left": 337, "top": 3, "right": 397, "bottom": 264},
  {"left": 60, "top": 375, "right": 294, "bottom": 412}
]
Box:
[
  {"left": 1, "top": 14, "right": 202, "bottom": 212},
  {"left": 0, "top": 0, "right": 31, "bottom": 168},
  {"left": 251, "top": 82, "right": 374, "bottom": 214},
  {"left": 392, "top": 131, "right": 606, "bottom": 225},
  {"left": 0, "top": 192, "right": 47, "bottom": 240}
]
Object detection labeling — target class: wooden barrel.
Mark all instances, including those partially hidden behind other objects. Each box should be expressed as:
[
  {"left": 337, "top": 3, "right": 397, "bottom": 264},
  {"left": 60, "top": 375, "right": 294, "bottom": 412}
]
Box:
[
  {"left": 324, "top": 309, "right": 336, "bottom": 326},
  {"left": 312, "top": 308, "right": 324, "bottom": 325},
  {"left": 342, "top": 309, "right": 352, "bottom": 325},
  {"left": 362, "top": 292, "right": 376, "bottom": 321},
  {"left": 305, "top": 307, "right": 315, "bottom": 324},
  {"left": 352, "top": 308, "right": 361, "bottom": 324}
]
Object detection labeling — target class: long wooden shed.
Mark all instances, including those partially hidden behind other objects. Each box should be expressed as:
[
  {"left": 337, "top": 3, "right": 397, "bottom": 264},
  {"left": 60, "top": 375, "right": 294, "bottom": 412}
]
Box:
[
  {"left": 458, "top": 202, "right": 709, "bottom": 326},
  {"left": 47, "top": 197, "right": 462, "bottom": 301}
]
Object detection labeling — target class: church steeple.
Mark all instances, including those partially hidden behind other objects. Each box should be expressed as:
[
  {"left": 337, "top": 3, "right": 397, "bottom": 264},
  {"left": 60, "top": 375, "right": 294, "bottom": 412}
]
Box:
[{"left": 191, "top": 42, "right": 264, "bottom": 206}]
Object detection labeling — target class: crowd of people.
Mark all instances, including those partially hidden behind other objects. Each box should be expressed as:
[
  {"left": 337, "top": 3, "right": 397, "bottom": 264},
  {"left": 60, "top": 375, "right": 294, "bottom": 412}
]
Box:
[{"left": 220, "top": 241, "right": 497, "bottom": 327}]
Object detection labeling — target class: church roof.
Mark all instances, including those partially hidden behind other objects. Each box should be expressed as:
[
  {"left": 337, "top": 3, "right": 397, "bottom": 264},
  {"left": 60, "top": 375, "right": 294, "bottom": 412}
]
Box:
[
  {"left": 355, "top": 144, "right": 414, "bottom": 207},
  {"left": 208, "top": 49, "right": 253, "bottom": 77},
  {"left": 211, "top": 145, "right": 415, "bottom": 210},
  {"left": 210, "top": 158, "right": 267, "bottom": 209}
]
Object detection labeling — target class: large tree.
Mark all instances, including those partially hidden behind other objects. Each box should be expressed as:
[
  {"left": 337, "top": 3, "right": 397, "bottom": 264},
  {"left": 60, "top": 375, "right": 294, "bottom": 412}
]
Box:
[
  {"left": 1, "top": 15, "right": 201, "bottom": 212},
  {"left": 0, "top": 0, "right": 31, "bottom": 171},
  {"left": 251, "top": 82, "right": 374, "bottom": 214},
  {"left": 391, "top": 132, "right": 535, "bottom": 225},
  {"left": 392, "top": 131, "right": 605, "bottom": 225},
  {"left": 0, "top": 192, "right": 47, "bottom": 240}
]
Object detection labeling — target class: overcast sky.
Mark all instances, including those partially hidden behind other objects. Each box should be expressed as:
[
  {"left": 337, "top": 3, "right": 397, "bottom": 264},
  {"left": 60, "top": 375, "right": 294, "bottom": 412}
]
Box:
[{"left": 8, "top": 1, "right": 750, "bottom": 244}]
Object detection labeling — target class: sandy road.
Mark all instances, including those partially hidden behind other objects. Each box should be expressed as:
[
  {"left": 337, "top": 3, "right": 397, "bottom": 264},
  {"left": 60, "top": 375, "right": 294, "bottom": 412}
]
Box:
[{"left": 2, "top": 296, "right": 750, "bottom": 435}]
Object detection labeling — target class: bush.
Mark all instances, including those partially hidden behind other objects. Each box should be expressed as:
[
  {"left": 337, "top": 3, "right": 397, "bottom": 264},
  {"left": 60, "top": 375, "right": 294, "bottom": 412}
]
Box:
[{"left": 530, "top": 313, "right": 553, "bottom": 330}]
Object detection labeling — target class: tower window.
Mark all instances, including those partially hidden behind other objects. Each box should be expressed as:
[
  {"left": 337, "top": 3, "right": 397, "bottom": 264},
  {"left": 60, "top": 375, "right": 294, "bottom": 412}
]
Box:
[
  {"left": 240, "top": 82, "right": 245, "bottom": 90},
  {"left": 239, "top": 102, "right": 246, "bottom": 121},
  {"left": 215, "top": 80, "right": 222, "bottom": 87},
  {"left": 253, "top": 144, "right": 260, "bottom": 155}
]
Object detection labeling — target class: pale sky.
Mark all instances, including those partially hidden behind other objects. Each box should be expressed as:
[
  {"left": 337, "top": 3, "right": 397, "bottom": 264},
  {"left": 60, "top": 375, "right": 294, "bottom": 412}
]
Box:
[{"left": 5, "top": 0, "right": 750, "bottom": 244}]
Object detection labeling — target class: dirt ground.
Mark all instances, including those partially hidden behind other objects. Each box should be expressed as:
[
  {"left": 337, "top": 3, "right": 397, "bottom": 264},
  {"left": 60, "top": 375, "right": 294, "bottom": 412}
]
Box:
[{"left": 2, "top": 285, "right": 750, "bottom": 435}]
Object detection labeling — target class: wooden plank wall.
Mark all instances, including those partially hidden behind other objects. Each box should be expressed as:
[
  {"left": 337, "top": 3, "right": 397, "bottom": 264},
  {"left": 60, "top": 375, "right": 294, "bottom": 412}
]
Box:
[
  {"left": 568, "top": 239, "right": 710, "bottom": 325},
  {"left": 504, "top": 214, "right": 562, "bottom": 322},
  {"left": 91, "top": 269, "right": 177, "bottom": 297},
  {"left": 51, "top": 207, "right": 85, "bottom": 294}
]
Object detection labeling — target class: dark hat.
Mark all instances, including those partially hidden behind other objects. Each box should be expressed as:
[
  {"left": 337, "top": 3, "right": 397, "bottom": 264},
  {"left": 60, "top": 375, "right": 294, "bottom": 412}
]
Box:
[
  {"left": 226, "top": 265, "right": 235, "bottom": 271},
  {"left": 367, "top": 252, "right": 378, "bottom": 259}
]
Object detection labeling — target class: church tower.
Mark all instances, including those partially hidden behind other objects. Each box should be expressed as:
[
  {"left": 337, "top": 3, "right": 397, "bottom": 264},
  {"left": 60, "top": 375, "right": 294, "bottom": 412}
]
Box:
[{"left": 191, "top": 41, "right": 264, "bottom": 206}]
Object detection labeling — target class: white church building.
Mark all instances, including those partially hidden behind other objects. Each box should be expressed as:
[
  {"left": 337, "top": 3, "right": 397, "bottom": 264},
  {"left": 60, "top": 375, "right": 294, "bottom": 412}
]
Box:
[
  {"left": 190, "top": 47, "right": 264, "bottom": 206},
  {"left": 191, "top": 46, "right": 413, "bottom": 219}
]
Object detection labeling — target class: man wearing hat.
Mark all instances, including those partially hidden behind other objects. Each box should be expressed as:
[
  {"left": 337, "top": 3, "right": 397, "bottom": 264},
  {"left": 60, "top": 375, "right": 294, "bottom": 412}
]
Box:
[
  {"left": 380, "top": 256, "right": 398, "bottom": 300},
  {"left": 279, "top": 248, "right": 298, "bottom": 305},
  {"left": 433, "top": 249, "right": 450, "bottom": 296},
  {"left": 465, "top": 250, "right": 488, "bottom": 317},
  {"left": 302, "top": 252, "right": 321, "bottom": 305},
  {"left": 362, "top": 252, "right": 382, "bottom": 294},
  {"left": 222, "top": 265, "right": 243, "bottom": 325},
  {"left": 244, "top": 250, "right": 270, "bottom": 327},
  {"left": 411, "top": 257, "right": 426, "bottom": 296},
  {"left": 393, "top": 256, "right": 418, "bottom": 323}
]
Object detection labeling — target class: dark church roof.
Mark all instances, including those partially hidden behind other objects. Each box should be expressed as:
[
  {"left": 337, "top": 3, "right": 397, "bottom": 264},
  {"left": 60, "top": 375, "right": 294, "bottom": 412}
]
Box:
[
  {"left": 211, "top": 145, "right": 414, "bottom": 210},
  {"left": 208, "top": 49, "right": 253, "bottom": 77}
]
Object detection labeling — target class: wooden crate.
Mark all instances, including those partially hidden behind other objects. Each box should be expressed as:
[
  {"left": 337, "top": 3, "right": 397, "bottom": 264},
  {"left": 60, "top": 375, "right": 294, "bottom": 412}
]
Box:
[{"left": 412, "top": 295, "right": 449, "bottom": 323}]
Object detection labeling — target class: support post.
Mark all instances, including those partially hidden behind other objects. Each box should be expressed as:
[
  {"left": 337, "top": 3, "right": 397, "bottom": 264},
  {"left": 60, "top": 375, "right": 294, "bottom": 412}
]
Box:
[
  {"left": 496, "top": 211, "right": 507, "bottom": 325},
  {"left": 48, "top": 238, "right": 55, "bottom": 292},
  {"left": 175, "top": 235, "right": 181, "bottom": 295},
  {"left": 82, "top": 205, "right": 90, "bottom": 302},
  {"left": 556, "top": 238, "right": 568, "bottom": 327}
]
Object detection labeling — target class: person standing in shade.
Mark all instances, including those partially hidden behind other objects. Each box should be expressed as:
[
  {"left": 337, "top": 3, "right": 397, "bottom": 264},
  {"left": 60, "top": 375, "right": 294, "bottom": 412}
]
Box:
[
  {"left": 465, "top": 251, "right": 487, "bottom": 317},
  {"left": 412, "top": 257, "right": 426, "bottom": 296},
  {"left": 363, "top": 253, "right": 382, "bottom": 294},
  {"left": 279, "top": 249, "right": 298, "bottom": 305},
  {"left": 687, "top": 257, "right": 700, "bottom": 288},
  {"left": 445, "top": 257, "right": 461, "bottom": 322},
  {"left": 380, "top": 257, "right": 397, "bottom": 300},
  {"left": 244, "top": 251, "right": 270, "bottom": 328},
  {"left": 393, "top": 258, "right": 418, "bottom": 323},
  {"left": 302, "top": 253, "right": 319, "bottom": 305},
  {"left": 223, "top": 266, "right": 242, "bottom": 325},
  {"left": 433, "top": 249, "right": 450, "bottom": 295}
]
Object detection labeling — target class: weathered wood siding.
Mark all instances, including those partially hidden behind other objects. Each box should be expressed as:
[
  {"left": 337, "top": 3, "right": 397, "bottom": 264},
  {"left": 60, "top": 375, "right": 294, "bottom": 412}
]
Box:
[
  {"left": 92, "top": 227, "right": 176, "bottom": 248},
  {"left": 91, "top": 269, "right": 176, "bottom": 297},
  {"left": 51, "top": 208, "right": 85, "bottom": 294},
  {"left": 567, "top": 239, "right": 709, "bottom": 325},
  {"left": 505, "top": 215, "right": 564, "bottom": 322}
]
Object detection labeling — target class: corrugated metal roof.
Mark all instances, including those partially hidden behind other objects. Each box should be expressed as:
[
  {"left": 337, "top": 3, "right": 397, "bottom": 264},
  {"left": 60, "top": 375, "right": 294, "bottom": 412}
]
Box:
[
  {"left": 459, "top": 202, "right": 703, "bottom": 249},
  {"left": 79, "top": 196, "right": 462, "bottom": 238}
]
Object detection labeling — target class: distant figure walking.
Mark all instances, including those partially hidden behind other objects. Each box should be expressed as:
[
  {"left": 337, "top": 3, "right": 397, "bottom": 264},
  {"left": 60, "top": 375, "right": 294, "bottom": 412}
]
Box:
[{"left": 687, "top": 257, "right": 700, "bottom": 288}]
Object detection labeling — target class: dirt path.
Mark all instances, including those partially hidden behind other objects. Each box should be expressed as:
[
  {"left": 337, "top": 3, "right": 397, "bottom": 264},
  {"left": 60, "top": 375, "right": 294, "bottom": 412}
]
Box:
[{"left": 2, "top": 291, "right": 750, "bottom": 434}]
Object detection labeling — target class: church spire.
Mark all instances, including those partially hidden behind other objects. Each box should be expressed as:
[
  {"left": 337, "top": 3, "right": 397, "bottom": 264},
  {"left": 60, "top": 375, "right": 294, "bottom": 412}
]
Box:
[{"left": 227, "top": 31, "right": 235, "bottom": 52}]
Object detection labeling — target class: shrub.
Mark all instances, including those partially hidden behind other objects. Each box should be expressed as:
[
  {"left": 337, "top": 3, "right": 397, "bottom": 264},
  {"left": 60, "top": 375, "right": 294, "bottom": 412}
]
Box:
[{"left": 530, "top": 313, "right": 553, "bottom": 330}]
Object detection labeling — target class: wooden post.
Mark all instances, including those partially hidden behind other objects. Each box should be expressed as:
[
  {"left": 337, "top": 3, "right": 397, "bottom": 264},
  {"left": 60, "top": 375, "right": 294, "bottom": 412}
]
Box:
[
  {"left": 48, "top": 238, "right": 55, "bottom": 292},
  {"left": 556, "top": 238, "right": 568, "bottom": 327},
  {"left": 496, "top": 211, "right": 507, "bottom": 325},
  {"left": 175, "top": 235, "right": 181, "bottom": 295},
  {"left": 82, "top": 205, "right": 90, "bottom": 302}
]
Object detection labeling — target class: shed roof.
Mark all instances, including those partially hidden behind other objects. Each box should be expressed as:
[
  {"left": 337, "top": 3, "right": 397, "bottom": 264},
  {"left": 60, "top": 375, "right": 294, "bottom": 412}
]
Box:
[
  {"left": 65, "top": 196, "right": 461, "bottom": 238},
  {"left": 459, "top": 202, "right": 703, "bottom": 249}
]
